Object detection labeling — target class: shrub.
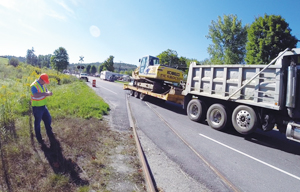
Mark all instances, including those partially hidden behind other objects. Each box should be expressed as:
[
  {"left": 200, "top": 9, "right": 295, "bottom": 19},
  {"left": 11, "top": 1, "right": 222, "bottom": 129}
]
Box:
[{"left": 9, "top": 57, "right": 19, "bottom": 67}]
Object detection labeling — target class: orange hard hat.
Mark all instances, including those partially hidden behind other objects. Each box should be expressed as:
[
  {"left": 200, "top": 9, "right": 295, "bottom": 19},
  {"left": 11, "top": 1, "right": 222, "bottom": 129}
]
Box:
[{"left": 40, "top": 73, "right": 50, "bottom": 84}]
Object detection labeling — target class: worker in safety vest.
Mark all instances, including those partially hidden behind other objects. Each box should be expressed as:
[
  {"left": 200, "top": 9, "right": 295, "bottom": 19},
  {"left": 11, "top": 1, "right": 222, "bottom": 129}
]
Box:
[{"left": 30, "top": 73, "right": 54, "bottom": 144}]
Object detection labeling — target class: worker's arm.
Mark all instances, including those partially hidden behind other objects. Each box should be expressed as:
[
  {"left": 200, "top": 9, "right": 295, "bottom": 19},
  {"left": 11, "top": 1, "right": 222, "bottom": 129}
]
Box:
[
  {"left": 31, "top": 85, "right": 52, "bottom": 97},
  {"left": 33, "top": 91, "right": 52, "bottom": 97}
]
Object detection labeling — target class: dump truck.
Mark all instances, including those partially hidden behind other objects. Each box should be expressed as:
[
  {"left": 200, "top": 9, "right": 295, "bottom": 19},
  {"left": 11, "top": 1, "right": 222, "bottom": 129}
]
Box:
[{"left": 125, "top": 48, "right": 300, "bottom": 142}]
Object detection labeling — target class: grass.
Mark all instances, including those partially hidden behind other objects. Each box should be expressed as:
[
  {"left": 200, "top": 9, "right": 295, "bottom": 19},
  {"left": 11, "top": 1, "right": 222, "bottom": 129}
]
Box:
[
  {"left": 47, "top": 81, "right": 109, "bottom": 119},
  {"left": 0, "top": 58, "right": 145, "bottom": 192},
  {"left": 115, "top": 80, "right": 129, "bottom": 85}
]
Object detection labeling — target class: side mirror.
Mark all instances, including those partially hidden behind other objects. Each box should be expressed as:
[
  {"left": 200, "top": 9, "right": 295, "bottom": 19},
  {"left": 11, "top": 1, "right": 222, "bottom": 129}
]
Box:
[{"left": 139, "top": 59, "right": 141, "bottom": 62}]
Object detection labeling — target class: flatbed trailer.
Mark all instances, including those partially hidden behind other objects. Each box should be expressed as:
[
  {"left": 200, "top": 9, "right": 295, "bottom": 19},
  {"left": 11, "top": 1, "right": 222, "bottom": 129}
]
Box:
[{"left": 123, "top": 84, "right": 184, "bottom": 105}]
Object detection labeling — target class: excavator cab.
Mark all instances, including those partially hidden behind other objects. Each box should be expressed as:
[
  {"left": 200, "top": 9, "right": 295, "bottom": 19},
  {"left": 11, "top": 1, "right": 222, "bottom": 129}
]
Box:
[{"left": 139, "top": 55, "right": 159, "bottom": 75}]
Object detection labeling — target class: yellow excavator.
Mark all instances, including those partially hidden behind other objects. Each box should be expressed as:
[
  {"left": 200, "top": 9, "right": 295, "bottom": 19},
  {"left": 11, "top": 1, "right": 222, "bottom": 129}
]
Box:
[{"left": 131, "top": 55, "right": 185, "bottom": 94}]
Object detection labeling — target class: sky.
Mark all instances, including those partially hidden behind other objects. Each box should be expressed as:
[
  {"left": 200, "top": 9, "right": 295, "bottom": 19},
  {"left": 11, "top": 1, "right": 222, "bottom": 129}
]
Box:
[{"left": 0, "top": 0, "right": 299, "bottom": 66}]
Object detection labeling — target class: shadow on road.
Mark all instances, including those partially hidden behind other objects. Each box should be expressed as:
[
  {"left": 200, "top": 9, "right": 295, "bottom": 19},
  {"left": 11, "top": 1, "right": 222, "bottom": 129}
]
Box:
[
  {"left": 40, "top": 136, "right": 89, "bottom": 186},
  {"left": 222, "top": 127, "right": 300, "bottom": 156},
  {"left": 131, "top": 92, "right": 300, "bottom": 155},
  {"left": 244, "top": 129, "right": 300, "bottom": 155},
  {"left": 145, "top": 97, "right": 186, "bottom": 115}
]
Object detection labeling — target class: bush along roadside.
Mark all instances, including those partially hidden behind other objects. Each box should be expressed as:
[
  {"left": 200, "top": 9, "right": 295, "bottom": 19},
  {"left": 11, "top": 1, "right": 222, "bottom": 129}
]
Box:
[{"left": 0, "top": 59, "right": 145, "bottom": 191}]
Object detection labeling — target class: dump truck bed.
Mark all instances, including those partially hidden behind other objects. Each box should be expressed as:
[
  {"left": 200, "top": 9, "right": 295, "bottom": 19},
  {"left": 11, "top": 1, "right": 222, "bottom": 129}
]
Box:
[{"left": 183, "top": 62, "right": 283, "bottom": 110}]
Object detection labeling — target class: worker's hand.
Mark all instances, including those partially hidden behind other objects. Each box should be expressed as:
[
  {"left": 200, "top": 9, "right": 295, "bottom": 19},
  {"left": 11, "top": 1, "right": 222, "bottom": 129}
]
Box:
[{"left": 47, "top": 91, "right": 53, "bottom": 96}]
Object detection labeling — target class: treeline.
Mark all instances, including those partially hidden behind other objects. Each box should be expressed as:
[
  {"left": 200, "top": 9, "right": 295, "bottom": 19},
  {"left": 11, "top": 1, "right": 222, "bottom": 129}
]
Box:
[
  {"left": 25, "top": 47, "right": 52, "bottom": 68},
  {"left": 3, "top": 47, "right": 136, "bottom": 76},
  {"left": 72, "top": 61, "right": 136, "bottom": 70},
  {"left": 0, "top": 55, "right": 26, "bottom": 63},
  {"left": 69, "top": 62, "right": 137, "bottom": 74},
  {"left": 68, "top": 55, "right": 137, "bottom": 76}
]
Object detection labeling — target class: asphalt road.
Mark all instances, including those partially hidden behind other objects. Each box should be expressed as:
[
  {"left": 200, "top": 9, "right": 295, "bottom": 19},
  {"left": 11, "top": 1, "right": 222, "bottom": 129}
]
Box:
[{"left": 87, "top": 77, "right": 300, "bottom": 192}]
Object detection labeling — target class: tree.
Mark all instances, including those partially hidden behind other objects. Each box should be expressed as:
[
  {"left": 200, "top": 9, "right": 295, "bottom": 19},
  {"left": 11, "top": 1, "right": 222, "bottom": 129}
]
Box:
[
  {"left": 157, "top": 49, "right": 180, "bottom": 67},
  {"left": 103, "top": 56, "right": 114, "bottom": 72},
  {"left": 43, "top": 54, "right": 52, "bottom": 68},
  {"left": 91, "top": 65, "right": 97, "bottom": 74},
  {"left": 124, "top": 70, "right": 133, "bottom": 76},
  {"left": 206, "top": 14, "right": 248, "bottom": 64},
  {"left": 9, "top": 57, "right": 19, "bottom": 67},
  {"left": 245, "top": 14, "right": 298, "bottom": 64},
  {"left": 99, "top": 65, "right": 104, "bottom": 73},
  {"left": 86, "top": 65, "right": 91, "bottom": 74},
  {"left": 26, "top": 47, "right": 37, "bottom": 66},
  {"left": 50, "top": 47, "right": 69, "bottom": 73}
]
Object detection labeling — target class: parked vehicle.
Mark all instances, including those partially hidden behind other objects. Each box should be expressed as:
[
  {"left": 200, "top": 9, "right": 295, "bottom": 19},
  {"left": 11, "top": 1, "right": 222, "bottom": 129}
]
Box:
[
  {"left": 125, "top": 48, "right": 300, "bottom": 143},
  {"left": 79, "top": 73, "right": 88, "bottom": 82}
]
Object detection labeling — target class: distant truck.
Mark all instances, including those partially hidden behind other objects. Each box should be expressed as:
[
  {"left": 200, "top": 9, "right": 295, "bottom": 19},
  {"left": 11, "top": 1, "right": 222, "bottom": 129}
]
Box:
[
  {"left": 125, "top": 48, "right": 300, "bottom": 143},
  {"left": 100, "top": 71, "right": 123, "bottom": 81}
]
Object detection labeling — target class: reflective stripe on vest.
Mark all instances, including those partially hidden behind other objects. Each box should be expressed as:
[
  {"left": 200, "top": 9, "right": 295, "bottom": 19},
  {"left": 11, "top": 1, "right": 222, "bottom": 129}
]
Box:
[{"left": 31, "top": 80, "right": 47, "bottom": 107}]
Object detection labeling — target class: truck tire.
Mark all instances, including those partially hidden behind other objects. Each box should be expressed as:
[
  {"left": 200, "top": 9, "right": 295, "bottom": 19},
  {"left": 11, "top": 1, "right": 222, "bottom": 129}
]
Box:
[
  {"left": 139, "top": 93, "right": 147, "bottom": 101},
  {"left": 232, "top": 105, "right": 257, "bottom": 135},
  {"left": 134, "top": 91, "right": 140, "bottom": 98},
  {"left": 187, "top": 99, "right": 206, "bottom": 122},
  {"left": 207, "top": 104, "right": 228, "bottom": 131},
  {"left": 261, "top": 114, "right": 275, "bottom": 131},
  {"left": 130, "top": 90, "right": 135, "bottom": 96}
]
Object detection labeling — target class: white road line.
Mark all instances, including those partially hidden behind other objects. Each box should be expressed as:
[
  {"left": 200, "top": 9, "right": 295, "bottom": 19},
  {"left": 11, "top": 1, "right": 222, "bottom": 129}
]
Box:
[
  {"left": 97, "top": 85, "right": 117, "bottom": 95},
  {"left": 199, "top": 133, "right": 300, "bottom": 181},
  {"left": 146, "top": 102, "right": 239, "bottom": 191}
]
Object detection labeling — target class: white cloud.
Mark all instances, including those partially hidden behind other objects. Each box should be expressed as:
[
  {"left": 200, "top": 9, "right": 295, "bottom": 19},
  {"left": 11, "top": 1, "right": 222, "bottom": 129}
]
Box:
[
  {"left": 0, "top": 0, "right": 17, "bottom": 10},
  {"left": 0, "top": 20, "right": 6, "bottom": 27},
  {"left": 70, "top": 0, "right": 80, "bottom": 6},
  {"left": 19, "top": 20, "right": 39, "bottom": 33},
  {"left": 47, "top": 9, "right": 67, "bottom": 21},
  {"left": 56, "top": 0, "right": 74, "bottom": 14}
]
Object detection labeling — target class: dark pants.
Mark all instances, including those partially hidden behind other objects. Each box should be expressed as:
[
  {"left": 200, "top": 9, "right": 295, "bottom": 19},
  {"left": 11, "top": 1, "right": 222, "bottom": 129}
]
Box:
[{"left": 32, "top": 106, "right": 54, "bottom": 142}]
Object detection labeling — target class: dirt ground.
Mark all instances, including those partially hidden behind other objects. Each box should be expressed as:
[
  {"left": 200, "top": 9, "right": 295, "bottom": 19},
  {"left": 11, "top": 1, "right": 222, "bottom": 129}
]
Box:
[{"left": 0, "top": 117, "right": 146, "bottom": 192}]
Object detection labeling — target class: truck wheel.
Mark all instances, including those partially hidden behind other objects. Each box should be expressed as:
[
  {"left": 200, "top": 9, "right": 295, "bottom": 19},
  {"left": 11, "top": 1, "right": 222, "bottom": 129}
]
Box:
[
  {"left": 187, "top": 99, "right": 206, "bottom": 122},
  {"left": 207, "top": 104, "right": 228, "bottom": 131},
  {"left": 130, "top": 90, "right": 135, "bottom": 96},
  {"left": 261, "top": 114, "right": 275, "bottom": 131},
  {"left": 232, "top": 105, "right": 257, "bottom": 135},
  {"left": 139, "top": 93, "right": 147, "bottom": 101},
  {"left": 134, "top": 91, "right": 140, "bottom": 98}
]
